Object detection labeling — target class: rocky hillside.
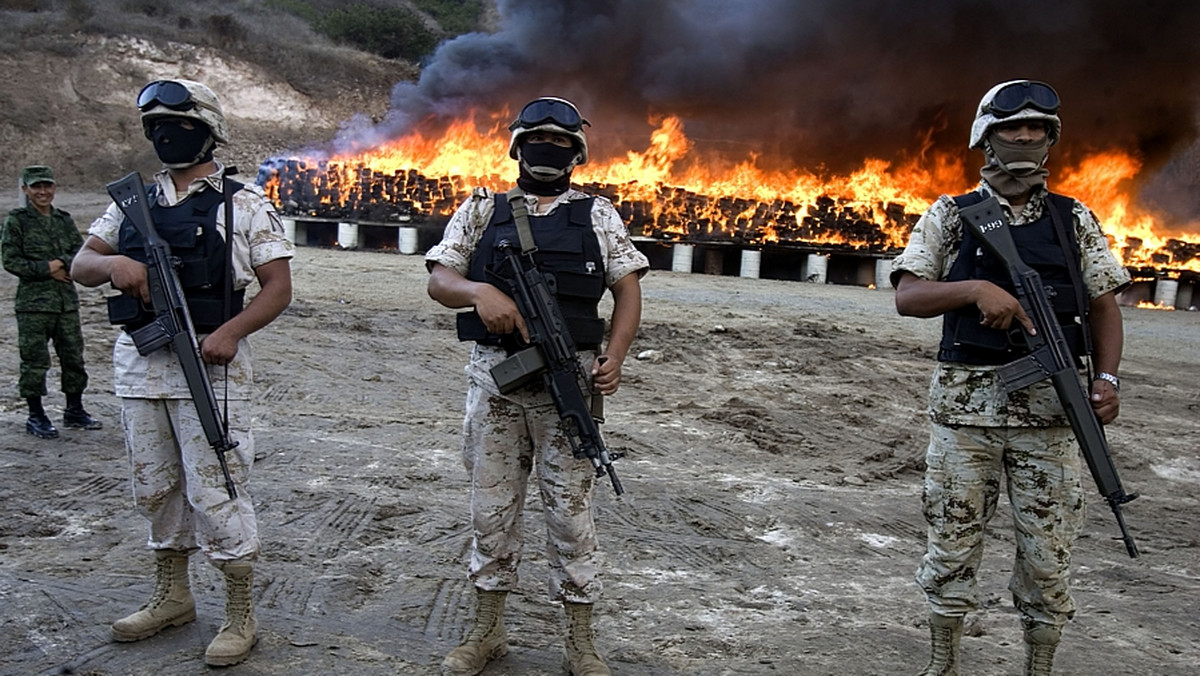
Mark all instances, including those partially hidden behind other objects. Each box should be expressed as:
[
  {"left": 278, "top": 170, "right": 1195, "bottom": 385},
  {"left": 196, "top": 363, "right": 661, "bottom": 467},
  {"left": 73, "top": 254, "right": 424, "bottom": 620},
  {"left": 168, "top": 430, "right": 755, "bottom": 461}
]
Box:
[{"left": 0, "top": 1, "right": 437, "bottom": 192}]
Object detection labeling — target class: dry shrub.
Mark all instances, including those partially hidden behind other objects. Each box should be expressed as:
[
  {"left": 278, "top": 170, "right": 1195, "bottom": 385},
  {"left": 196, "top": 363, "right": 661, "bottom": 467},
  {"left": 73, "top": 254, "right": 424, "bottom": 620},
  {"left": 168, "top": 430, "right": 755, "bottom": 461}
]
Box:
[{"left": 202, "top": 13, "right": 247, "bottom": 49}]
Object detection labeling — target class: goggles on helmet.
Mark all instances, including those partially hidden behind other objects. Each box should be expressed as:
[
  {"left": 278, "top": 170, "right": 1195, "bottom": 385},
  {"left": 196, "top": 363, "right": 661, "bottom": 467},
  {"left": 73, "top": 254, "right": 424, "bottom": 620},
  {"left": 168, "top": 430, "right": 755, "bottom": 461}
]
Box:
[
  {"left": 508, "top": 98, "right": 589, "bottom": 133},
  {"left": 137, "top": 80, "right": 196, "bottom": 113},
  {"left": 982, "top": 80, "right": 1060, "bottom": 118}
]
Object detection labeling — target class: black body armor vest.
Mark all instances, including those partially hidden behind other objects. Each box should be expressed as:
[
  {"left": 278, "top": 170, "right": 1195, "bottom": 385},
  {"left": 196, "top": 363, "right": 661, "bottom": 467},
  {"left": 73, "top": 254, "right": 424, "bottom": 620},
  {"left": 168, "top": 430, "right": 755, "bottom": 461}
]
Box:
[
  {"left": 110, "top": 182, "right": 244, "bottom": 334},
  {"left": 938, "top": 191, "right": 1088, "bottom": 366},
  {"left": 456, "top": 194, "right": 607, "bottom": 351}
]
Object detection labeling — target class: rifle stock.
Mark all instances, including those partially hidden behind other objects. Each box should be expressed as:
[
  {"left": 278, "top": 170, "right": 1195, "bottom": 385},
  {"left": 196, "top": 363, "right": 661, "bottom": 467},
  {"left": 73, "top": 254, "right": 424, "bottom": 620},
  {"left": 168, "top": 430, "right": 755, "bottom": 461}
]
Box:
[
  {"left": 489, "top": 240, "right": 624, "bottom": 494},
  {"left": 106, "top": 172, "right": 240, "bottom": 500},
  {"left": 959, "top": 197, "right": 1138, "bottom": 557}
]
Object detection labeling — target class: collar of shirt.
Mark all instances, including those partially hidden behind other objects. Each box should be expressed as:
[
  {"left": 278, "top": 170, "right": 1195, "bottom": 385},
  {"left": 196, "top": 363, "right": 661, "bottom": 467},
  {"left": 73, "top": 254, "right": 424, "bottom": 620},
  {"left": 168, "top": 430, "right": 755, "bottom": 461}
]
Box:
[
  {"left": 522, "top": 187, "right": 587, "bottom": 216},
  {"left": 152, "top": 161, "right": 228, "bottom": 206},
  {"left": 976, "top": 180, "right": 1048, "bottom": 224}
]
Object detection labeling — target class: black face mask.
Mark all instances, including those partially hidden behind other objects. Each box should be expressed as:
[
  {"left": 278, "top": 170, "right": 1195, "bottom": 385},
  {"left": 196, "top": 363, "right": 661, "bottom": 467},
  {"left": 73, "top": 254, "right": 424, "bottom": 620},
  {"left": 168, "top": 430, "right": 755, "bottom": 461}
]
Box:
[
  {"left": 516, "top": 140, "right": 579, "bottom": 195},
  {"left": 150, "top": 119, "right": 214, "bottom": 168},
  {"left": 520, "top": 140, "right": 578, "bottom": 175}
]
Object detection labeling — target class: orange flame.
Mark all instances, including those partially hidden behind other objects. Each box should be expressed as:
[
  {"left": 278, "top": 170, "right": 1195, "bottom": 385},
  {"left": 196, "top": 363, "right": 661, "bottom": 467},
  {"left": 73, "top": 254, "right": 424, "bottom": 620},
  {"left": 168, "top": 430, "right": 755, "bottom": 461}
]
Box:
[
  {"left": 265, "top": 111, "right": 1200, "bottom": 270},
  {"left": 1058, "top": 152, "right": 1200, "bottom": 272}
]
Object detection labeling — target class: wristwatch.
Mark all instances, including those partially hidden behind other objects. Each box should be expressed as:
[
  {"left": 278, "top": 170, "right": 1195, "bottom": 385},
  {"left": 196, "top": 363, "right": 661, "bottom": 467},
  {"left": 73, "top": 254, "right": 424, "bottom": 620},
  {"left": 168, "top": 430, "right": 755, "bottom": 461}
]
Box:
[{"left": 1094, "top": 372, "right": 1120, "bottom": 393}]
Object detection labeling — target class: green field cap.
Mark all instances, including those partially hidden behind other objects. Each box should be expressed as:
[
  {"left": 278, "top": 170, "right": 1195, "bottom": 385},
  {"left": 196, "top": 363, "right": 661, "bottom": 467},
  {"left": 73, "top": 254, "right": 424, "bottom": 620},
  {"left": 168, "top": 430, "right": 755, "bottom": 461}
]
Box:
[{"left": 21, "top": 165, "right": 55, "bottom": 186}]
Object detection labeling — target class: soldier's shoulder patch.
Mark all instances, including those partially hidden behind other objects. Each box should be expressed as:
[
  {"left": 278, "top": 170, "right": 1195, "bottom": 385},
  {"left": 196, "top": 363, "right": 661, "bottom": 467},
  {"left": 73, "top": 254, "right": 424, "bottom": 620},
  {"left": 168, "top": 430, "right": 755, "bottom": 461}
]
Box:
[{"left": 267, "top": 210, "right": 285, "bottom": 234}]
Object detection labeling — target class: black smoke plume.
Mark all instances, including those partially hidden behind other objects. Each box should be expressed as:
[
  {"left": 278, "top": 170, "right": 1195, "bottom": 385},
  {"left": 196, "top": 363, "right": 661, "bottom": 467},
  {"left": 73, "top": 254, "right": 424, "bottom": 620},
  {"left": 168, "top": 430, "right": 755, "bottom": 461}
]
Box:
[{"left": 328, "top": 0, "right": 1200, "bottom": 222}]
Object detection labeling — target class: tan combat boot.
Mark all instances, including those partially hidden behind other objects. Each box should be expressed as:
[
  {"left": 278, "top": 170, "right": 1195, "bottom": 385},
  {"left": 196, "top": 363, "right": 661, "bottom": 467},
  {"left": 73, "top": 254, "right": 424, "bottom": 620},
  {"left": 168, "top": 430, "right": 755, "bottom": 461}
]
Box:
[
  {"left": 111, "top": 549, "right": 196, "bottom": 641},
  {"left": 441, "top": 589, "right": 508, "bottom": 676},
  {"left": 563, "top": 601, "right": 611, "bottom": 676},
  {"left": 1023, "top": 623, "right": 1060, "bottom": 676},
  {"left": 918, "top": 613, "right": 963, "bottom": 676},
  {"left": 204, "top": 560, "right": 258, "bottom": 667}
]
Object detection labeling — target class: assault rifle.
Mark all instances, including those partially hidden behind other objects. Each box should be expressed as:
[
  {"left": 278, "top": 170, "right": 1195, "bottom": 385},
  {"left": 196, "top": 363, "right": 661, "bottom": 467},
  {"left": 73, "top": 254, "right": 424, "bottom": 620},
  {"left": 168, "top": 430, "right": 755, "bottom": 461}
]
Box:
[
  {"left": 488, "top": 240, "right": 624, "bottom": 495},
  {"left": 960, "top": 196, "right": 1138, "bottom": 558},
  {"left": 106, "top": 172, "right": 239, "bottom": 500}
]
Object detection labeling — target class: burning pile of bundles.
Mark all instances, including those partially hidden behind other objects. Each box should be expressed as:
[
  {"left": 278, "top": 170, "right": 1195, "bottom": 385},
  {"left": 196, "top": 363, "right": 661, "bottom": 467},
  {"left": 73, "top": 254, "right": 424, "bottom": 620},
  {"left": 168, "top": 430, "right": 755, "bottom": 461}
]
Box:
[
  {"left": 1122, "top": 238, "right": 1200, "bottom": 272},
  {"left": 259, "top": 159, "right": 467, "bottom": 223},
  {"left": 260, "top": 159, "right": 921, "bottom": 252},
  {"left": 582, "top": 183, "right": 918, "bottom": 249}
]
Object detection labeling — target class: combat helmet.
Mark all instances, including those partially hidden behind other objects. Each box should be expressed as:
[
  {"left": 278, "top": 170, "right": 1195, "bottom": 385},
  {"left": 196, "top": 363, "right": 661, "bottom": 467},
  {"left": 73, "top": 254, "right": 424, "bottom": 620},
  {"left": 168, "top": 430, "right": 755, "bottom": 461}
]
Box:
[
  {"left": 969, "top": 79, "right": 1062, "bottom": 149},
  {"left": 507, "top": 96, "right": 589, "bottom": 165},
  {"left": 138, "top": 79, "right": 229, "bottom": 144}
]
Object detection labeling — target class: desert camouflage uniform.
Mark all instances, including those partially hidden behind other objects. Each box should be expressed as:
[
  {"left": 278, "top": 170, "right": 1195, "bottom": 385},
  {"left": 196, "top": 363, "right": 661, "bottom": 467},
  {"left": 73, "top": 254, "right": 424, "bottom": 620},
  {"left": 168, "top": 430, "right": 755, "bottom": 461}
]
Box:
[
  {"left": 2, "top": 204, "right": 89, "bottom": 398},
  {"left": 892, "top": 181, "right": 1131, "bottom": 628},
  {"left": 89, "top": 163, "right": 293, "bottom": 561},
  {"left": 426, "top": 187, "right": 648, "bottom": 602}
]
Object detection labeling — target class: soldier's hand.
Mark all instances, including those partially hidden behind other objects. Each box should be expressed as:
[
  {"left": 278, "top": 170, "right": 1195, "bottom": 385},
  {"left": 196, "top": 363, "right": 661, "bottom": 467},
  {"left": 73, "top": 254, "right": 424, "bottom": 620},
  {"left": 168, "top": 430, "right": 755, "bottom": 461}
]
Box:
[
  {"left": 591, "top": 355, "right": 622, "bottom": 395},
  {"left": 474, "top": 284, "right": 529, "bottom": 343},
  {"left": 1090, "top": 379, "right": 1120, "bottom": 424},
  {"left": 974, "top": 281, "right": 1036, "bottom": 335},
  {"left": 48, "top": 259, "right": 71, "bottom": 282},
  {"left": 108, "top": 256, "right": 151, "bottom": 304},
  {"left": 200, "top": 327, "right": 239, "bottom": 366}
]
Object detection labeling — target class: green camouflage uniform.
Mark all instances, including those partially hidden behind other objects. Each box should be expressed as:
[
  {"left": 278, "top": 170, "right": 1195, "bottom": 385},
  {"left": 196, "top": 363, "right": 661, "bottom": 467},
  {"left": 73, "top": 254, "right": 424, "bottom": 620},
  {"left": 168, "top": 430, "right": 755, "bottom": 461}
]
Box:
[
  {"left": 892, "top": 181, "right": 1130, "bottom": 629},
  {"left": 1, "top": 203, "right": 89, "bottom": 398}
]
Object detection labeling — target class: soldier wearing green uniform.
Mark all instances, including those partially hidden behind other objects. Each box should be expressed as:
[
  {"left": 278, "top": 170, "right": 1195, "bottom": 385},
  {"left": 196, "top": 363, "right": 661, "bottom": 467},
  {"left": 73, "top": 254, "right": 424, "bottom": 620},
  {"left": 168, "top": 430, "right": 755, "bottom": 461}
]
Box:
[{"left": 2, "top": 165, "right": 102, "bottom": 438}]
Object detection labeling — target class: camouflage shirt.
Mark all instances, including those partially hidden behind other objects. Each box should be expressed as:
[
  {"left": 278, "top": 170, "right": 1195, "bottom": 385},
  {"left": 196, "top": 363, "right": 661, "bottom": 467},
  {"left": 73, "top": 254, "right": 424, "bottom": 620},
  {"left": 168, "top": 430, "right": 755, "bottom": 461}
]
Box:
[
  {"left": 1, "top": 204, "right": 82, "bottom": 313},
  {"left": 426, "top": 187, "right": 650, "bottom": 286},
  {"left": 891, "top": 181, "right": 1131, "bottom": 427},
  {"left": 89, "top": 163, "right": 294, "bottom": 399},
  {"left": 426, "top": 186, "right": 650, "bottom": 395}
]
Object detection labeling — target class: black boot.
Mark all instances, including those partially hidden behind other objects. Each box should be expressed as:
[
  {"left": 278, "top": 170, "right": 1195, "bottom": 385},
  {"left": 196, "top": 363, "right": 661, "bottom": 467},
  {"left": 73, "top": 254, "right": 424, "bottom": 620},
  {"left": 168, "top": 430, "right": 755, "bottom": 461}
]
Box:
[
  {"left": 26, "top": 397, "right": 59, "bottom": 439},
  {"left": 64, "top": 393, "right": 103, "bottom": 430}
]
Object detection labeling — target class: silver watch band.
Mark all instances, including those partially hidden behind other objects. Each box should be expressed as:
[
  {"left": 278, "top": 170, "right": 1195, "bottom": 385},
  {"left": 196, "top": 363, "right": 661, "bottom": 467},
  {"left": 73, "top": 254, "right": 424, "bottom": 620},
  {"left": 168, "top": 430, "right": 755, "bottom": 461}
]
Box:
[{"left": 1094, "top": 371, "right": 1120, "bottom": 393}]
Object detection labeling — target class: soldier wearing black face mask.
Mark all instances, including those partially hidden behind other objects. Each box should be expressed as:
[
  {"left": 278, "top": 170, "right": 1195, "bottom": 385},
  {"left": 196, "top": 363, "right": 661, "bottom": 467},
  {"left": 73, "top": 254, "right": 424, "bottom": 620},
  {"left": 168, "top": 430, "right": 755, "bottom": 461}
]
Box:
[
  {"left": 71, "top": 78, "right": 293, "bottom": 668},
  {"left": 426, "top": 97, "right": 649, "bottom": 676}
]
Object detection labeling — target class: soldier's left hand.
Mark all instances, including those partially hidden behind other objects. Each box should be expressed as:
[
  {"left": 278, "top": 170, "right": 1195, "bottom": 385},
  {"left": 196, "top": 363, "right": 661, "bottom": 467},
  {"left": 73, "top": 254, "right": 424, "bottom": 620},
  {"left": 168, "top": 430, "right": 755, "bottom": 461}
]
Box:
[
  {"left": 1090, "top": 379, "right": 1120, "bottom": 424},
  {"left": 591, "top": 354, "right": 623, "bottom": 395},
  {"left": 200, "top": 327, "right": 240, "bottom": 366}
]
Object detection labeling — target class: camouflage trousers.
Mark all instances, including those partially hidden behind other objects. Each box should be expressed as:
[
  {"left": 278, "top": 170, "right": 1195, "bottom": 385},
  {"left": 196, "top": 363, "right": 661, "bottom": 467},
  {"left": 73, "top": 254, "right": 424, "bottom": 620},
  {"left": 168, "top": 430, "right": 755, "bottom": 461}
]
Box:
[
  {"left": 461, "top": 380, "right": 602, "bottom": 604},
  {"left": 121, "top": 397, "right": 258, "bottom": 562},
  {"left": 916, "top": 422, "right": 1085, "bottom": 628},
  {"left": 16, "top": 310, "right": 88, "bottom": 398}
]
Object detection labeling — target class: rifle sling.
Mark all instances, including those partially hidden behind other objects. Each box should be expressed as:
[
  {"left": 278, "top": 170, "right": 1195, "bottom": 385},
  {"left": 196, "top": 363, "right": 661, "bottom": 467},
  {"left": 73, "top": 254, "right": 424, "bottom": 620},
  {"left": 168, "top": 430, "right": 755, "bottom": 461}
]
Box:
[
  {"left": 502, "top": 186, "right": 607, "bottom": 404},
  {"left": 505, "top": 188, "right": 538, "bottom": 255},
  {"left": 1045, "top": 194, "right": 1094, "bottom": 362},
  {"left": 221, "top": 171, "right": 236, "bottom": 435}
]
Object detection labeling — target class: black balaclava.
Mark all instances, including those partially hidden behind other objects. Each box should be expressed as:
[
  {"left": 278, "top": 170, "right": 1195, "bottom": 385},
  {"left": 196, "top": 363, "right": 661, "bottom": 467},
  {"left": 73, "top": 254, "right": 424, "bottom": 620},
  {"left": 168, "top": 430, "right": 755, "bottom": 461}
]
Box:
[
  {"left": 150, "top": 118, "right": 216, "bottom": 169},
  {"left": 516, "top": 139, "right": 579, "bottom": 196}
]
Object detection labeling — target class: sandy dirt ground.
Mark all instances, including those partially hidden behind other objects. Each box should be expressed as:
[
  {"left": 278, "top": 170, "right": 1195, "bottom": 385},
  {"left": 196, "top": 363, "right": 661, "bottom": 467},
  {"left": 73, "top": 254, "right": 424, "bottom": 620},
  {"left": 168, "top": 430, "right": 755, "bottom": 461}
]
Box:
[{"left": 1, "top": 195, "right": 1198, "bottom": 676}]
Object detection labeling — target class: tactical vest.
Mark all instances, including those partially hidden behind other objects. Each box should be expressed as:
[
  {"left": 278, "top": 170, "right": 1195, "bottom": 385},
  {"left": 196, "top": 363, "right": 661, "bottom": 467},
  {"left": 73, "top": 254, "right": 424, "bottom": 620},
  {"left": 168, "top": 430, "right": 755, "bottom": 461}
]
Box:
[
  {"left": 938, "top": 191, "right": 1087, "bottom": 366},
  {"left": 109, "top": 182, "right": 244, "bottom": 334},
  {"left": 456, "top": 194, "right": 607, "bottom": 351}
]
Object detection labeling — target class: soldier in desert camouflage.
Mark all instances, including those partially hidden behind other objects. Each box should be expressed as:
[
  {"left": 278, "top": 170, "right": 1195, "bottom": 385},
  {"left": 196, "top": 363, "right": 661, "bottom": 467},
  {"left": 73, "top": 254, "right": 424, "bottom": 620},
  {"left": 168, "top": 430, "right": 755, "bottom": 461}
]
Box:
[
  {"left": 72, "top": 79, "right": 293, "bottom": 668},
  {"left": 892, "top": 80, "right": 1130, "bottom": 676},
  {"left": 426, "top": 96, "right": 649, "bottom": 676}
]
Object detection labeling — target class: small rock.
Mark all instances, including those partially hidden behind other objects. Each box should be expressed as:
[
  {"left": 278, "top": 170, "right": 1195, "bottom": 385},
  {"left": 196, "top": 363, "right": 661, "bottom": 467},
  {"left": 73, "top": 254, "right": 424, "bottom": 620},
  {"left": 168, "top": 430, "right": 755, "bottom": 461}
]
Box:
[
  {"left": 636, "top": 349, "right": 663, "bottom": 363},
  {"left": 842, "top": 475, "right": 866, "bottom": 486}
]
